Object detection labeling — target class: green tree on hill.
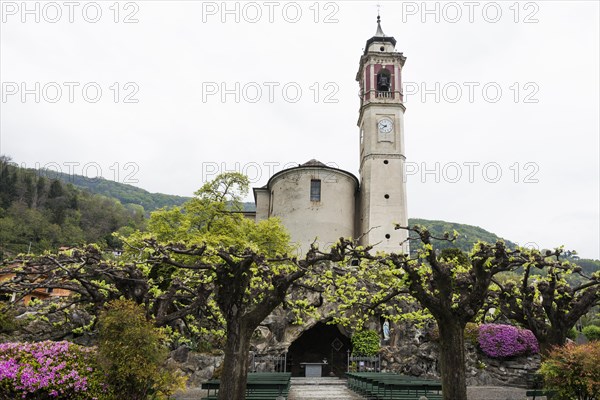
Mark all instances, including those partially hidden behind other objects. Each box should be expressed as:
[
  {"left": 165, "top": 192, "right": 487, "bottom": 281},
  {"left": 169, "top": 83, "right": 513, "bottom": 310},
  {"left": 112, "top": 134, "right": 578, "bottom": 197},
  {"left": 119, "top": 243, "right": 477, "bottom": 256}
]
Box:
[{"left": 0, "top": 156, "right": 145, "bottom": 258}]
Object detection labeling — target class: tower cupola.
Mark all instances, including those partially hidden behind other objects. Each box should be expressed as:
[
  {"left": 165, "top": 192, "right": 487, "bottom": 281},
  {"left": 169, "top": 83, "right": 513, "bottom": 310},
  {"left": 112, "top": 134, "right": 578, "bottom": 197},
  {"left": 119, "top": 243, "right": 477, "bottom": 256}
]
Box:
[
  {"left": 364, "top": 15, "right": 397, "bottom": 55},
  {"left": 357, "top": 15, "right": 406, "bottom": 112}
]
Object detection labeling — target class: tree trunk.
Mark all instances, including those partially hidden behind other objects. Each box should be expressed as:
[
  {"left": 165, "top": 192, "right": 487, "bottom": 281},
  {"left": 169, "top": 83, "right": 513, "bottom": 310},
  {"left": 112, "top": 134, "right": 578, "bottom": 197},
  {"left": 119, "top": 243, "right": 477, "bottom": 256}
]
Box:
[
  {"left": 540, "top": 328, "right": 568, "bottom": 356},
  {"left": 218, "top": 319, "right": 252, "bottom": 400},
  {"left": 437, "top": 319, "right": 468, "bottom": 400}
]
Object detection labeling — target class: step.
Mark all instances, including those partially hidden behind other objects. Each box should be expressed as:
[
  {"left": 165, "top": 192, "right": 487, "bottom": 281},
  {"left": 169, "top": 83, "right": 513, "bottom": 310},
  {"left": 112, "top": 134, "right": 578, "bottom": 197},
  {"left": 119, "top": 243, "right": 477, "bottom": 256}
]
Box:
[
  {"left": 291, "top": 378, "right": 348, "bottom": 386},
  {"left": 288, "top": 379, "right": 362, "bottom": 400}
]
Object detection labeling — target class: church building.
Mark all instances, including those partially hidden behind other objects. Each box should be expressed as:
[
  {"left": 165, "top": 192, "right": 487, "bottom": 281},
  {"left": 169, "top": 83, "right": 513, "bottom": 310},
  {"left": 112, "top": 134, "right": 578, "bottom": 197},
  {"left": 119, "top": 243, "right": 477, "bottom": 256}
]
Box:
[{"left": 251, "top": 17, "right": 409, "bottom": 255}]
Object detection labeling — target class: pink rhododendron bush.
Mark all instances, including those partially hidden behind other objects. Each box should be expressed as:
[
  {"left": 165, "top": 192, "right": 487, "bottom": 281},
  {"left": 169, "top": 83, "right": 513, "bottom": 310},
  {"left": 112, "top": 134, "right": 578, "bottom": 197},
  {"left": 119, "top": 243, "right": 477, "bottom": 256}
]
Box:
[
  {"left": 0, "top": 341, "right": 103, "bottom": 399},
  {"left": 478, "top": 323, "right": 540, "bottom": 359}
]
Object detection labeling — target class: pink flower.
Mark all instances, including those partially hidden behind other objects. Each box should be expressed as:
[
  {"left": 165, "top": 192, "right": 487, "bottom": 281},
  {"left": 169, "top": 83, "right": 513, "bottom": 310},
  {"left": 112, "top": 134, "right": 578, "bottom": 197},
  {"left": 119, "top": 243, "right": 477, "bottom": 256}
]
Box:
[
  {"left": 478, "top": 324, "right": 539, "bottom": 358},
  {"left": 0, "top": 341, "right": 100, "bottom": 399}
]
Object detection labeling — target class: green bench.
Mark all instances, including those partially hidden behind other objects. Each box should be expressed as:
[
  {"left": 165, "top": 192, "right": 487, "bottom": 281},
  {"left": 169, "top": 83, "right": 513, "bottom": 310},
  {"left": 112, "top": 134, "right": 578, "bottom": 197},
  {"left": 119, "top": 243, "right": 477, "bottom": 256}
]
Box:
[
  {"left": 525, "top": 373, "right": 555, "bottom": 399},
  {"left": 346, "top": 372, "right": 443, "bottom": 400},
  {"left": 526, "top": 389, "right": 556, "bottom": 399},
  {"left": 201, "top": 372, "right": 291, "bottom": 400}
]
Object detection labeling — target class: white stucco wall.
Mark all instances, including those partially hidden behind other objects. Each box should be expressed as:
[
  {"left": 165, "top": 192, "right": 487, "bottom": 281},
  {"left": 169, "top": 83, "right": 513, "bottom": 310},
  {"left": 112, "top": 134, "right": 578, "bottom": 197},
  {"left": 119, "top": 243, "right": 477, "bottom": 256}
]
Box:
[
  {"left": 268, "top": 167, "right": 358, "bottom": 256},
  {"left": 254, "top": 188, "right": 270, "bottom": 222}
]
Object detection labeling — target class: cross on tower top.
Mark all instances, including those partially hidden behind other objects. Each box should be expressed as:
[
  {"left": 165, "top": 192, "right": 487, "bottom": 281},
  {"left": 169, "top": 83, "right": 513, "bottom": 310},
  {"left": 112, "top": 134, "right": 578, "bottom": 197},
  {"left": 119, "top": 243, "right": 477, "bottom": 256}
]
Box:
[{"left": 375, "top": 7, "right": 385, "bottom": 36}]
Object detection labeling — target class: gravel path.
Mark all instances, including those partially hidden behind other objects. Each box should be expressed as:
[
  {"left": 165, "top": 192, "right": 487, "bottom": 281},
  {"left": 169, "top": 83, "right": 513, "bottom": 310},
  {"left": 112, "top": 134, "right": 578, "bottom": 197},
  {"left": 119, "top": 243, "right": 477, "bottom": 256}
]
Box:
[
  {"left": 467, "top": 386, "right": 536, "bottom": 400},
  {"left": 173, "top": 387, "right": 208, "bottom": 400}
]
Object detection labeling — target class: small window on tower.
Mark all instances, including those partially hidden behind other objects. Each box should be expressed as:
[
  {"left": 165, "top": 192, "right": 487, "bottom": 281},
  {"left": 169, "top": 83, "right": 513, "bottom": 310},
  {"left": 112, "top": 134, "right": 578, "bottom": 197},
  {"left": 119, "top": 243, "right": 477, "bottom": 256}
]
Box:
[{"left": 310, "top": 179, "right": 321, "bottom": 202}]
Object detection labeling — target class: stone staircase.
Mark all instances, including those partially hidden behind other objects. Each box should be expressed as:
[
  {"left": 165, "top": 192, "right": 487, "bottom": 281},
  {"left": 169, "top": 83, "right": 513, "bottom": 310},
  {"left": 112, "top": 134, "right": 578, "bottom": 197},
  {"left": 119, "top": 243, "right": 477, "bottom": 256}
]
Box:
[{"left": 287, "top": 377, "right": 363, "bottom": 400}]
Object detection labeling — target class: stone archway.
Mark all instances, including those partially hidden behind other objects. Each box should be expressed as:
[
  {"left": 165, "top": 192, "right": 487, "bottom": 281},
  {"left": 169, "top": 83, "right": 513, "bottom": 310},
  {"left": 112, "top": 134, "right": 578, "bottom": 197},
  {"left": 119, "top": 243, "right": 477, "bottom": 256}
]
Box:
[{"left": 286, "top": 322, "right": 352, "bottom": 377}]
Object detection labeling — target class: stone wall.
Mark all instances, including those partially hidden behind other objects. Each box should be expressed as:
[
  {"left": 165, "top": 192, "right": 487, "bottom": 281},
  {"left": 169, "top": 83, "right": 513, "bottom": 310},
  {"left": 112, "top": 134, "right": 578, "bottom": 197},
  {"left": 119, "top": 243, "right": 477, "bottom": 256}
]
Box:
[
  {"left": 166, "top": 346, "right": 225, "bottom": 387},
  {"left": 0, "top": 302, "right": 94, "bottom": 346},
  {"left": 167, "top": 317, "right": 541, "bottom": 388},
  {"left": 379, "top": 342, "right": 540, "bottom": 387},
  {"left": 378, "top": 320, "right": 541, "bottom": 387},
  {"left": 2, "top": 299, "right": 541, "bottom": 388}
]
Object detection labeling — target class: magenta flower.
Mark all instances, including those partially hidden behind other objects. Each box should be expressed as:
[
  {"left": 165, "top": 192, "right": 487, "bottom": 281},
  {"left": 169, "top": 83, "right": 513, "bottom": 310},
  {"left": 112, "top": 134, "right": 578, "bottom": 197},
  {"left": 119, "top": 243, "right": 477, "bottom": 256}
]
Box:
[
  {"left": 478, "top": 324, "right": 539, "bottom": 358},
  {"left": 0, "top": 341, "right": 101, "bottom": 399}
]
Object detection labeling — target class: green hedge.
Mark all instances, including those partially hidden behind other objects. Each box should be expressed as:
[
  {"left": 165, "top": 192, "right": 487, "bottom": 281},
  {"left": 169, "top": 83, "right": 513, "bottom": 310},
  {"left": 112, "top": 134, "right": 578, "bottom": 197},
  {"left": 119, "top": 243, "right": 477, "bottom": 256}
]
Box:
[
  {"left": 583, "top": 325, "right": 600, "bottom": 341},
  {"left": 352, "top": 330, "right": 380, "bottom": 356}
]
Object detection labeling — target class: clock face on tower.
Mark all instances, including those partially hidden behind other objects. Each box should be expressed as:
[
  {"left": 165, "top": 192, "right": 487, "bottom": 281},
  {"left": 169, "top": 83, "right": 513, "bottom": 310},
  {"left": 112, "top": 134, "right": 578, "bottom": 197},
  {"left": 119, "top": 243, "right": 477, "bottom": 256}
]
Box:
[{"left": 378, "top": 118, "right": 393, "bottom": 134}]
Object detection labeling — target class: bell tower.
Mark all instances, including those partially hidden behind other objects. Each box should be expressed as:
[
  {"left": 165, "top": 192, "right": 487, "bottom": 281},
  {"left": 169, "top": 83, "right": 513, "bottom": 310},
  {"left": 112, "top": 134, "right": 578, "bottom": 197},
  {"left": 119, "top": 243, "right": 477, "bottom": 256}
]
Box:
[{"left": 357, "top": 16, "right": 409, "bottom": 254}]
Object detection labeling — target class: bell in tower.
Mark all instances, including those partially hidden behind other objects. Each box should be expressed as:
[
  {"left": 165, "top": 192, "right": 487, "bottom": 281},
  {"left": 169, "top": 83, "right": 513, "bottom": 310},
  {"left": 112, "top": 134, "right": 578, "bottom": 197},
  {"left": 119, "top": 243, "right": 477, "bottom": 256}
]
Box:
[{"left": 377, "top": 69, "right": 391, "bottom": 92}]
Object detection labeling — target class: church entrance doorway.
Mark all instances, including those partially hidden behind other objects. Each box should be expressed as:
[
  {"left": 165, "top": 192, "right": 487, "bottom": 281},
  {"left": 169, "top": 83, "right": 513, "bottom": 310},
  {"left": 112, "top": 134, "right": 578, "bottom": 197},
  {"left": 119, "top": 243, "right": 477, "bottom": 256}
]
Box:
[{"left": 287, "top": 322, "right": 352, "bottom": 377}]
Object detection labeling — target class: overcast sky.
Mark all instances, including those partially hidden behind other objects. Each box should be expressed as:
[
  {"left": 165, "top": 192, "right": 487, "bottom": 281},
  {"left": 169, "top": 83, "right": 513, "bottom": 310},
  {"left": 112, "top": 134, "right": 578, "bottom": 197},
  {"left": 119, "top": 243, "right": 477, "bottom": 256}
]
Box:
[{"left": 1, "top": 1, "right": 598, "bottom": 259}]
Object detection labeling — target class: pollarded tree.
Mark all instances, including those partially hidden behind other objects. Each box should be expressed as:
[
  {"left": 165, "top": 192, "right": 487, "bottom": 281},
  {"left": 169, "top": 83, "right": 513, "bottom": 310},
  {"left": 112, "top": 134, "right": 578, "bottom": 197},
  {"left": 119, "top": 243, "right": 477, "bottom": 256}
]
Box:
[
  {"left": 494, "top": 250, "right": 600, "bottom": 352},
  {"left": 391, "top": 227, "right": 515, "bottom": 400},
  {"left": 330, "top": 225, "right": 555, "bottom": 400},
  {"left": 0, "top": 245, "right": 152, "bottom": 339},
  {"left": 139, "top": 237, "right": 354, "bottom": 400},
  {"left": 125, "top": 173, "right": 359, "bottom": 400}
]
